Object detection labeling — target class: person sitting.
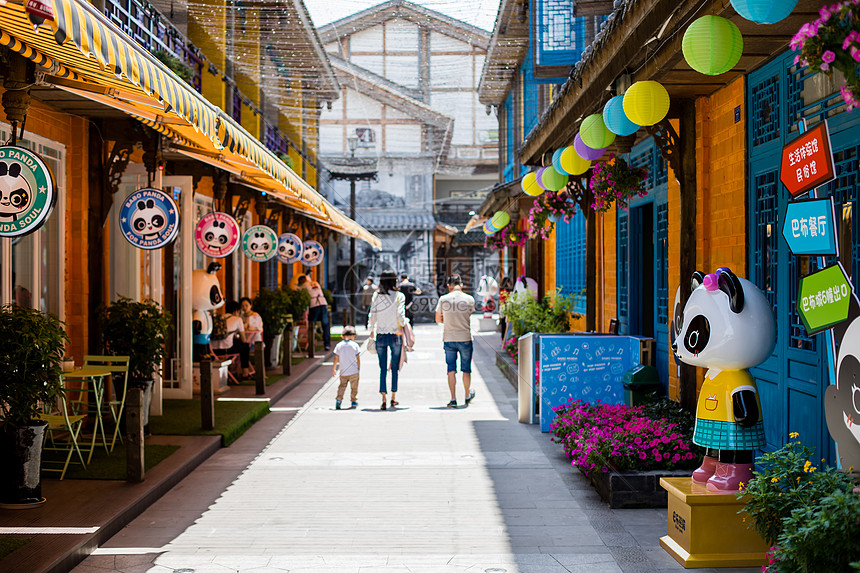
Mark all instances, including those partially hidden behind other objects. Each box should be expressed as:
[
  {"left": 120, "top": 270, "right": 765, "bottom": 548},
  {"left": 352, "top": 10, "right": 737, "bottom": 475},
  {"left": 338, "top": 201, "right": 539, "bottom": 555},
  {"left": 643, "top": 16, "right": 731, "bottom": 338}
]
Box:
[
  {"left": 240, "top": 296, "right": 263, "bottom": 348},
  {"left": 213, "top": 300, "right": 251, "bottom": 379}
]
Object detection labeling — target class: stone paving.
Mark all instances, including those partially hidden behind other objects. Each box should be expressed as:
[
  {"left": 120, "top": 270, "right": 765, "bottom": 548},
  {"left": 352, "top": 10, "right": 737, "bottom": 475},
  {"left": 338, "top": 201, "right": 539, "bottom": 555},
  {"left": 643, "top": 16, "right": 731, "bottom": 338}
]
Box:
[{"left": 71, "top": 322, "right": 757, "bottom": 573}]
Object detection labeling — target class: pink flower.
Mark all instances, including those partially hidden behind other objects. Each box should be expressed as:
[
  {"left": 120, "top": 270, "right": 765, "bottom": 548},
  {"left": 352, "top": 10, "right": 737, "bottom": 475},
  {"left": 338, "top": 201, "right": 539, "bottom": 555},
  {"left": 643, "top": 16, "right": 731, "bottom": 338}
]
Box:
[
  {"left": 822, "top": 50, "right": 836, "bottom": 63},
  {"left": 821, "top": 62, "right": 830, "bottom": 71}
]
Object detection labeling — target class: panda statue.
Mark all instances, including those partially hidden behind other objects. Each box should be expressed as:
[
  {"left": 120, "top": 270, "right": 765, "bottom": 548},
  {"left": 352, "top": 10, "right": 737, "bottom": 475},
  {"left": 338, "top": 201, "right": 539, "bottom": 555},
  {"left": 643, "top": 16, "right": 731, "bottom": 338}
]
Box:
[
  {"left": 672, "top": 267, "right": 775, "bottom": 493},
  {"left": 477, "top": 275, "right": 499, "bottom": 318},
  {"left": 825, "top": 294, "right": 860, "bottom": 475},
  {"left": 192, "top": 262, "right": 224, "bottom": 362}
]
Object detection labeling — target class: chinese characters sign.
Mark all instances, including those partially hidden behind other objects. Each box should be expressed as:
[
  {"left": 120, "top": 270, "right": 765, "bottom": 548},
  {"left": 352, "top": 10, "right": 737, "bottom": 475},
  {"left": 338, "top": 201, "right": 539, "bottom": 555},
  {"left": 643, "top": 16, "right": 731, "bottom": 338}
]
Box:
[
  {"left": 779, "top": 122, "right": 835, "bottom": 197},
  {"left": 797, "top": 263, "right": 853, "bottom": 335},
  {"left": 781, "top": 197, "right": 838, "bottom": 256}
]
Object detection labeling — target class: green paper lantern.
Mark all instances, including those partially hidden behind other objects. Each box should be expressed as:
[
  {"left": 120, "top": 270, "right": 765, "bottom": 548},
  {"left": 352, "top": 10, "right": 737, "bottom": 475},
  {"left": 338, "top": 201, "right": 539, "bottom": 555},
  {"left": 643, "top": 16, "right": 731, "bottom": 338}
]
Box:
[
  {"left": 682, "top": 16, "right": 743, "bottom": 76},
  {"left": 492, "top": 211, "right": 510, "bottom": 229},
  {"left": 559, "top": 146, "right": 591, "bottom": 176},
  {"left": 521, "top": 171, "right": 544, "bottom": 196},
  {"left": 580, "top": 114, "right": 616, "bottom": 149},
  {"left": 540, "top": 166, "right": 569, "bottom": 192},
  {"left": 623, "top": 81, "right": 670, "bottom": 127}
]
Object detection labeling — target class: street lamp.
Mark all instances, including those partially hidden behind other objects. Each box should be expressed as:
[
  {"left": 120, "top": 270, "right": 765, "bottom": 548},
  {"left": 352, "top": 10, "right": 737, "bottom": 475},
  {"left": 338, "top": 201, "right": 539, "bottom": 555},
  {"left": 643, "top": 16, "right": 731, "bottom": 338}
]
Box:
[{"left": 347, "top": 134, "right": 359, "bottom": 157}]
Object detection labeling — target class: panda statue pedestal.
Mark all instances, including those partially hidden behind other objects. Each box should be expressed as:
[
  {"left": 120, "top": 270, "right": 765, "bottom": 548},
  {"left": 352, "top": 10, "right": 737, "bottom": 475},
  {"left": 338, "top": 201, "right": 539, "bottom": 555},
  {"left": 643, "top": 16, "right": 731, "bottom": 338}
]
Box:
[
  {"left": 477, "top": 317, "right": 497, "bottom": 332},
  {"left": 659, "top": 477, "right": 767, "bottom": 568}
]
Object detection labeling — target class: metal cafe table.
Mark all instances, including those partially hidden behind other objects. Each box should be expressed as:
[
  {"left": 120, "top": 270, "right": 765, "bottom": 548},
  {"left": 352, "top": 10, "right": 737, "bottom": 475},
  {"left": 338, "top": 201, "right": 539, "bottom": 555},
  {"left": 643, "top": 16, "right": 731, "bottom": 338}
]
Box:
[{"left": 63, "top": 366, "right": 113, "bottom": 463}]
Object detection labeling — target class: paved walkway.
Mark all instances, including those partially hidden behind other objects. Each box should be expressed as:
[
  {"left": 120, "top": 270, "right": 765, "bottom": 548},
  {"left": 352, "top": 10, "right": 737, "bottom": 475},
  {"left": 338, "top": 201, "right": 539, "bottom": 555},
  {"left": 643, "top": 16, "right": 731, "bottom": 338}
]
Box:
[{"left": 72, "top": 323, "right": 756, "bottom": 573}]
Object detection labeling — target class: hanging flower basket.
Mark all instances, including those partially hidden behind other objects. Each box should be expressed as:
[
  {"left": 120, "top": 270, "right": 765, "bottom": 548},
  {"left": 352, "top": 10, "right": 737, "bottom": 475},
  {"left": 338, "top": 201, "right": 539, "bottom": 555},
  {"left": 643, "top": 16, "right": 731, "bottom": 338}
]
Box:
[
  {"left": 484, "top": 226, "right": 527, "bottom": 250},
  {"left": 526, "top": 190, "right": 580, "bottom": 240},
  {"left": 589, "top": 154, "right": 649, "bottom": 212},
  {"left": 791, "top": 2, "right": 860, "bottom": 111}
]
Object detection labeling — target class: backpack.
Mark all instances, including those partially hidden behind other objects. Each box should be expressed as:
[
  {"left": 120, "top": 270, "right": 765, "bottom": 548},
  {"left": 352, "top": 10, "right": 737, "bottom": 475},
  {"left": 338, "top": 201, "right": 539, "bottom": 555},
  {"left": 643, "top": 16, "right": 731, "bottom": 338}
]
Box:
[{"left": 210, "top": 312, "right": 229, "bottom": 341}]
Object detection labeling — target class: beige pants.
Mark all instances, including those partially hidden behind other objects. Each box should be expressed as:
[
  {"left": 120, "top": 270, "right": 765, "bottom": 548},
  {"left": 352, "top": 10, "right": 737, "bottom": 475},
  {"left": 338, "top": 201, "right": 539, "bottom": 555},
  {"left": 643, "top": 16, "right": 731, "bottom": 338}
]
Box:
[{"left": 337, "top": 373, "right": 360, "bottom": 402}]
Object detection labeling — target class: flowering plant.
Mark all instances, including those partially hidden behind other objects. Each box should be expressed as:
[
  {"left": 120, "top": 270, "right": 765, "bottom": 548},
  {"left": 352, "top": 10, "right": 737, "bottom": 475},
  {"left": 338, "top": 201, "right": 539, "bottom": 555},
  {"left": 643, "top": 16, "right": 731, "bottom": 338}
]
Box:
[
  {"left": 526, "top": 190, "right": 580, "bottom": 240},
  {"left": 484, "top": 226, "right": 527, "bottom": 250},
  {"left": 503, "top": 336, "right": 518, "bottom": 362},
  {"left": 791, "top": 1, "right": 860, "bottom": 111},
  {"left": 550, "top": 400, "right": 701, "bottom": 476},
  {"left": 589, "top": 154, "right": 648, "bottom": 212}
]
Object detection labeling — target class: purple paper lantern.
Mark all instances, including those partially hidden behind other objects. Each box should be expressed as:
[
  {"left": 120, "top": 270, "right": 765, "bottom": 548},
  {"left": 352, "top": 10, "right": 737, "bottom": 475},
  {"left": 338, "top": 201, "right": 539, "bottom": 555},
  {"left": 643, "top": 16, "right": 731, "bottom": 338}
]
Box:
[
  {"left": 535, "top": 166, "right": 549, "bottom": 190},
  {"left": 574, "top": 133, "right": 607, "bottom": 161}
]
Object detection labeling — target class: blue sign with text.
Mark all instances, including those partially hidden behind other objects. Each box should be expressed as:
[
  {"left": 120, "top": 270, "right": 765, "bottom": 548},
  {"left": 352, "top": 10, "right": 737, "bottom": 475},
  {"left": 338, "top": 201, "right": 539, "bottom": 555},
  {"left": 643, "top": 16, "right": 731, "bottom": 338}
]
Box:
[
  {"left": 782, "top": 197, "right": 838, "bottom": 257},
  {"left": 538, "top": 334, "right": 641, "bottom": 432}
]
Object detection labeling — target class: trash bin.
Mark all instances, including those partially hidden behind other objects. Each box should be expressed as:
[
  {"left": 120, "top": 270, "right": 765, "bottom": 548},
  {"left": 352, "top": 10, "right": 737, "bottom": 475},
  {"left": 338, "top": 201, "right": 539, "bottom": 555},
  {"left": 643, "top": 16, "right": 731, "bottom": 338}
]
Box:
[{"left": 623, "top": 365, "right": 661, "bottom": 406}]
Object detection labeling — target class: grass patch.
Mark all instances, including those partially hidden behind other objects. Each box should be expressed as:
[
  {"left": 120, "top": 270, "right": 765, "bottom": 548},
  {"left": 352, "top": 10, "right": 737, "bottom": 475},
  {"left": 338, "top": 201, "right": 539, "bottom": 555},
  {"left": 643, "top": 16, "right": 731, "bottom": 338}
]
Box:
[
  {"left": 229, "top": 373, "right": 281, "bottom": 387},
  {"left": 150, "top": 399, "right": 269, "bottom": 446},
  {"left": 0, "top": 537, "right": 30, "bottom": 560},
  {"left": 42, "top": 444, "right": 179, "bottom": 480}
]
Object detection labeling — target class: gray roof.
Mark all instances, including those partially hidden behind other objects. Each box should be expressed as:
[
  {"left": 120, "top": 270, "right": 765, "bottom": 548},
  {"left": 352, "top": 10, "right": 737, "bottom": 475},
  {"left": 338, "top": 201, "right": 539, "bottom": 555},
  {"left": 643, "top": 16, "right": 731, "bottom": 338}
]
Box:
[{"left": 358, "top": 212, "right": 437, "bottom": 231}]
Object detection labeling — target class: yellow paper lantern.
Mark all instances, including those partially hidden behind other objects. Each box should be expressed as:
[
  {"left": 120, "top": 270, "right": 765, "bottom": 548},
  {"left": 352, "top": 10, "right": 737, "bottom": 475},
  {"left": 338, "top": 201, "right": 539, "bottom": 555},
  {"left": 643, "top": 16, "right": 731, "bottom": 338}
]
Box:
[
  {"left": 682, "top": 16, "right": 743, "bottom": 76},
  {"left": 559, "top": 146, "right": 591, "bottom": 176},
  {"left": 623, "top": 81, "right": 670, "bottom": 126},
  {"left": 492, "top": 211, "right": 511, "bottom": 229},
  {"left": 521, "top": 171, "right": 544, "bottom": 196},
  {"left": 580, "top": 114, "right": 616, "bottom": 149}
]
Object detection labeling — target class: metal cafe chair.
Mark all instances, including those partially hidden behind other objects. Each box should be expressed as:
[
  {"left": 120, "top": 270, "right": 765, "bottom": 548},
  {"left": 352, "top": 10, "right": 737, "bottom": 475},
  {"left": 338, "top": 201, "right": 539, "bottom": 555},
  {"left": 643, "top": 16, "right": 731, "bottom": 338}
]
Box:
[
  {"left": 83, "top": 355, "right": 130, "bottom": 452},
  {"left": 38, "top": 377, "right": 88, "bottom": 480}
]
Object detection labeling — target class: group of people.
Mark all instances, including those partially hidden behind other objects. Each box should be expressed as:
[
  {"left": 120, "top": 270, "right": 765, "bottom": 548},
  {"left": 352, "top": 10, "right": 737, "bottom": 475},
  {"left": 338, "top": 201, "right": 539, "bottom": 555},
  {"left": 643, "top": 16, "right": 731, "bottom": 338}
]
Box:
[
  {"left": 211, "top": 297, "right": 263, "bottom": 379},
  {"left": 332, "top": 270, "right": 476, "bottom": 411}
]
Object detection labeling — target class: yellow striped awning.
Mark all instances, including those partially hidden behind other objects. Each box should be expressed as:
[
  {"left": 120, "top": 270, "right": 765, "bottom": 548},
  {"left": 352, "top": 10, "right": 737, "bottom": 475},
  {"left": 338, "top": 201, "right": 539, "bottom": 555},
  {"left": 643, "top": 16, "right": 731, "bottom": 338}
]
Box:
[{"left": 0, "top": 0, "right": 381, "bottom": 248}]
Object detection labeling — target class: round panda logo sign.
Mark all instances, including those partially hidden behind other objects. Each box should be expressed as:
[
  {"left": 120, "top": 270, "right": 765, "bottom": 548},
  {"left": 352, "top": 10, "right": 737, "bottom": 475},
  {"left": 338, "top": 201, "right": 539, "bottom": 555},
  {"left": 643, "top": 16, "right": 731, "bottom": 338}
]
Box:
[
  {"left": 0, "top": 145, "right": 56, "bottom": 238},
  {"left": 119, "top": 188, "right": 179, "bottom": 249},
  {"left": 195, "top": 212, "right": 240, "bottom": 258},
  {"left": 242, "top": 225, "right": 278, "bottom": 262},
  {"left": 276, "top": 233, "right": 303, "bottom": 264},
  {"left": 301, "top": 240, "right": 324, "bottom": 267}
]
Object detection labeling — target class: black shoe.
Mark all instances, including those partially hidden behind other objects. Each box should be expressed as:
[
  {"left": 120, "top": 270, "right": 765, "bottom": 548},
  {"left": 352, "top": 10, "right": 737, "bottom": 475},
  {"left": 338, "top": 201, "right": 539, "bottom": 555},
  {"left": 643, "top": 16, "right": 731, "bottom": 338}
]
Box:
[
  {"left": 446, "top": 399, "right": 457, "bottom": 408},
  {"left": 335, "top": 400, "right": 342, "bottom": 410},
  {"left": 381, "top": 401, "right": 387, "bottom": 410},
  {"left": 465, "top": 390, "right": 475, "bottom": 405}
]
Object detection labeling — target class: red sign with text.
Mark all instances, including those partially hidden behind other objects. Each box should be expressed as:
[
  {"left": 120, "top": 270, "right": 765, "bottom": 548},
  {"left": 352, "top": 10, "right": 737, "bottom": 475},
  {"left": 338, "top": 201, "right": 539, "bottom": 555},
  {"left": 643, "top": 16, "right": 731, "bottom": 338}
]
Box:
[{"left": 780, "top": 121, "right": 835, "bottom": 197}]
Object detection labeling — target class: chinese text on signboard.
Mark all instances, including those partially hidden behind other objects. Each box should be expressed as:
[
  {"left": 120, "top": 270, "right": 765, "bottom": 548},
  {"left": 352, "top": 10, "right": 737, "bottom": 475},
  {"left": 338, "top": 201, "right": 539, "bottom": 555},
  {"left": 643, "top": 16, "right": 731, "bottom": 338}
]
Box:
[{"left": 779, "top": 122, "right": 835, "bottom": 197}]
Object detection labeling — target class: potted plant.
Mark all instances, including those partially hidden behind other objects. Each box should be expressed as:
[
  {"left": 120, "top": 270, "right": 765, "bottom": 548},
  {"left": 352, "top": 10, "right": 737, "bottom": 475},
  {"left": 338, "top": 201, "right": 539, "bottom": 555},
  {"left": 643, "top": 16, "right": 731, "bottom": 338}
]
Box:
[
  {"left": 589, "top": 154, "right": 649, "bottom": 212},
  {"left": 99, "top": 297, "right": 172, "bottom": 431},
  {"left": 0, "top": 304, "right": 69, "bottom": 507},
  {"left": 526, "top": 190, "right": 580, "bottom": 240},
  {"left": 254, "top": 287, "right": 309, "bottom": 366}
]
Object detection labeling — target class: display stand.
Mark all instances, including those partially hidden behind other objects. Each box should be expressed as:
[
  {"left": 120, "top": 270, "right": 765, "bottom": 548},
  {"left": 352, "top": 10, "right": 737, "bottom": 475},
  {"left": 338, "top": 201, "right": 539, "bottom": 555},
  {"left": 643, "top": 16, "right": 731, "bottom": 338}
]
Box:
[{"left": 659, "top": 477, "right": 767, "bottom": 569}]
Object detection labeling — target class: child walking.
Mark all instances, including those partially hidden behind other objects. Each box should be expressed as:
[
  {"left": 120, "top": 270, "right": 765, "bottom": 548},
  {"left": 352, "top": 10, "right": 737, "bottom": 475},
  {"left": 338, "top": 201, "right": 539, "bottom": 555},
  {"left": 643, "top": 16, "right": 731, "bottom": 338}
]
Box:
[{"left": 332, "top": 326, "right": 361, "bottom": 409}]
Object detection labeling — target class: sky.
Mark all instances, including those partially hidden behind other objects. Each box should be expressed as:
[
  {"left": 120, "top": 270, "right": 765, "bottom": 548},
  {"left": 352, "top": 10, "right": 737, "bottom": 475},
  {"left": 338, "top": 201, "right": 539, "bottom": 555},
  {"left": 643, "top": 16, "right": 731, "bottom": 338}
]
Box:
[{"left": 303, "top": 0, "right": 500, "bottom": 32}]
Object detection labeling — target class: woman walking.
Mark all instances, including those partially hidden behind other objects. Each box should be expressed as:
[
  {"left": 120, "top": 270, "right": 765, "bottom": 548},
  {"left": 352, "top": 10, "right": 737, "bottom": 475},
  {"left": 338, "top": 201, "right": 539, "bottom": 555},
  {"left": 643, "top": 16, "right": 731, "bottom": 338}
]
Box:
[{"left": 368, "top": 269, "right": 409, "bottom": 410}]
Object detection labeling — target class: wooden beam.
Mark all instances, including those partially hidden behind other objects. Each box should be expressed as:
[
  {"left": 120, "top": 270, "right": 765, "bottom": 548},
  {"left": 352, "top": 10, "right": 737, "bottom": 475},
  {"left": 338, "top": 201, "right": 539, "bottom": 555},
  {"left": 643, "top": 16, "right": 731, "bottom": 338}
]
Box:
[{"left": 678, "top": 99, "right": 698, "bottom": 412}]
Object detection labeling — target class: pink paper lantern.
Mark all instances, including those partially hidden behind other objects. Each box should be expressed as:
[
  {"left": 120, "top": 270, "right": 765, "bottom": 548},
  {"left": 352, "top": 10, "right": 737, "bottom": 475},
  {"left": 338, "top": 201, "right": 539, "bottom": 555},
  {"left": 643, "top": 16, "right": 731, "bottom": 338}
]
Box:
[{"left": 574, "top": 133, "right": 607, "bottom": 161}]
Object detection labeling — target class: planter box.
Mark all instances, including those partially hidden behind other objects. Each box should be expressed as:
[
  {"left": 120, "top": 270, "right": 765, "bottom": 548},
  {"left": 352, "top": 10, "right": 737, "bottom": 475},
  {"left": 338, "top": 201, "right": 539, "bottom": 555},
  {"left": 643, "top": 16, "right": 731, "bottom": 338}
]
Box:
[
  {"left": 588, "top": 467, "right": 691, "bottom": 509},
  {"left": 495, "top": 352, "right": 518, "bottom": 389}
]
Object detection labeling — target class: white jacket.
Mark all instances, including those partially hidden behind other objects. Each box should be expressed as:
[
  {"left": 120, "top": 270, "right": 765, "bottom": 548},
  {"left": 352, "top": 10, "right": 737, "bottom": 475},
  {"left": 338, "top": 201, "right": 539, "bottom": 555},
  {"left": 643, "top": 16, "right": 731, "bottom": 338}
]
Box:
[{"left": 369, "top": 291, "right": 408, "bottom": 335}]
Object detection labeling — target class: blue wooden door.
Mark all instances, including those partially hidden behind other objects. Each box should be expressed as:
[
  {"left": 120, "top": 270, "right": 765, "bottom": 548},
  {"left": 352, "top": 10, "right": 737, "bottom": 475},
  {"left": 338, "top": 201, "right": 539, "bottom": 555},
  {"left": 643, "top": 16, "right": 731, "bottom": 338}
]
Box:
[{"left": 747, "top": 50, "right": 860, "bottom": 460}]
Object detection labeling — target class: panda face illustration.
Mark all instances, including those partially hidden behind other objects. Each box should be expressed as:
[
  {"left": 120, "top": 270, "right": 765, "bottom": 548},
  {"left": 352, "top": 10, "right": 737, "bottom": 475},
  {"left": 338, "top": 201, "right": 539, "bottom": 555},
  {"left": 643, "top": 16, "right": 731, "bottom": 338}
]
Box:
[
  {"left": 302, "top": 244, "right": 321, "bottom": 263},
  {"left": 131, "top": 199, "right": 167, "bottom": 239},
  {"left": 279, "top": 241, "right": 296, "bottom": 259},
  {"left": 0, "top": 161, "right": 32, "bottom": 221},
  {"left": 248, "top": 232, "right": 270, "bottom": 254},
  {"left": 203, "top": 220, "right": 230, "bottom": 252}
]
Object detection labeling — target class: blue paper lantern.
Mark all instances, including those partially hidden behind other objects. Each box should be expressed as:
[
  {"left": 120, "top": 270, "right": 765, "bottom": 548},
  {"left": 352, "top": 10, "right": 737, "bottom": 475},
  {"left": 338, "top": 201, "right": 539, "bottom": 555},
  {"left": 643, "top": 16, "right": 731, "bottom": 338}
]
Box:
[
  {"left": 730, "top": 0, "right": 797, "bottom": 24},
  {"left": 603, "top": 95, "right": 639, "bottom": 136},
  {"left": 552, "top": 148, "right": 567, "bottom": 174}
]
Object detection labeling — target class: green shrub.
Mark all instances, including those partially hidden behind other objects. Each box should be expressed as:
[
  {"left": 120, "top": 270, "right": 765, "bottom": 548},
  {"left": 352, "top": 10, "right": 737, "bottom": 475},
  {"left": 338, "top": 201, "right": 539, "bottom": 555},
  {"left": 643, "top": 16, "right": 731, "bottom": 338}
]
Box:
[
  {"left": 100, "top": 297, "right": 171, "bottom": 384},
  {"left": 501, "top": 289, "right": 582, "bottom": 338},
  {"left": 253, "top": 287, "right": 310, "bottom": 336}
]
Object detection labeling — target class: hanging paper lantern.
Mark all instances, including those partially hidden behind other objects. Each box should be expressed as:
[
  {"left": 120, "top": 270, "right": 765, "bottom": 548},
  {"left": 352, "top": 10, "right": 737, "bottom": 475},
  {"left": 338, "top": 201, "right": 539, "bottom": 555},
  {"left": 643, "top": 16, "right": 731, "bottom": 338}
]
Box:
[
  {"left": 521, "top": 171, "right": 544, "bottom": 196},
  {"left": 623, "top": 81, "right": 670, "bottom": 126},
  {"left": 730, "top": 0, "right": 797, "bottom": 24},
  {"left": 484, "top": 220, "right": 498, "bottom": 235},
  {"left": 551, "top": 148, "right": 567, "bottom": 174},
  {"left": 492, "top": 211, "right": 510, "bottom": 229},
  {"left": 540, "top": 166, "right": 569, "bottom": 192},
  {"left": 579, "top": 114, "right": 616, "bottom": 149},
  {"left": 483, "top": 224, "right": 495, "bottom": 236},
  {"left": 603, "top": 95, "right": 640, "bottom": 136},
  {"left": 683, "top": 16, "right": 743, "bottom": 76},
  {"left": 535, "top": 166, "right": 550, "bottom": 190},
  {"left": 559, "top": 146, "right": 592, "bottom": 175},
  {"left": 574, "top": 133, "right": 607, "bottom": 161}
]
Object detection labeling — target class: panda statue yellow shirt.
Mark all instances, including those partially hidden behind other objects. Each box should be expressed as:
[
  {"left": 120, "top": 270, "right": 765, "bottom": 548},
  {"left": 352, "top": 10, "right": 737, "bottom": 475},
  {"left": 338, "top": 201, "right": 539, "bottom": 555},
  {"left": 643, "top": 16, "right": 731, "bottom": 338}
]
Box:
[{"left": 694, "top": 369, "right": 766, "bottom": 451}]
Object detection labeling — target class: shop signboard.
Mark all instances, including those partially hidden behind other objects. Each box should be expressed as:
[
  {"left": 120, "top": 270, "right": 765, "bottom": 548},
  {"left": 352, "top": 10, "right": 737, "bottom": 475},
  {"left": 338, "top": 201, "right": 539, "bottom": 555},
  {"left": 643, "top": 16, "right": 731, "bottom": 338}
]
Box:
[
  {"left": 276, "top": 233, "right": 303, "bottom": 264},
  {"left": 797, "top": 263, "right": 854, "bottom": 335},
  {"left": 0, "top": 145, "right": 57, "bottom": 238},
  {"left": 779, "top": 121, "right": 835, "bottom": 198},
  {"left": 301, "top": 240, "right": 324, "bottom": 266},
  {"left": 119, "top": 187, "right": 179, "bottom": 249},
  {"left": 195, "top": 212, "right": 240, "bottom": 258},
  {"left": 781, "top": 197, "right": 838, "bottom": 257},
  {"left": 241, "top": 225, "right": 277, "bottom": 262}
]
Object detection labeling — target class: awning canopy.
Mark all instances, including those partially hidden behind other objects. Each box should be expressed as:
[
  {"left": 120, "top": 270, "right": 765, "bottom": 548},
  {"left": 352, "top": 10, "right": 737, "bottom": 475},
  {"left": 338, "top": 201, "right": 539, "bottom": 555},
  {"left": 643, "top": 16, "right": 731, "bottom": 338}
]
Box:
[{"left": 0, "top": 0, "right": 381, "bottom": 248}]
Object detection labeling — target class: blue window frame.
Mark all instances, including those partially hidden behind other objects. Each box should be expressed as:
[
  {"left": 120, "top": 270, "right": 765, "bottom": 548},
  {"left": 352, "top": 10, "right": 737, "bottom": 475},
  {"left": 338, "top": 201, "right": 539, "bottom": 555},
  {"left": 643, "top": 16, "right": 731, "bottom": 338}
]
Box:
[
  {"left": 555, "top": 211, "right": 587, "bottom": 314},
  {"left": 532, "top": 0, "right": 587, "bottom": 67}
]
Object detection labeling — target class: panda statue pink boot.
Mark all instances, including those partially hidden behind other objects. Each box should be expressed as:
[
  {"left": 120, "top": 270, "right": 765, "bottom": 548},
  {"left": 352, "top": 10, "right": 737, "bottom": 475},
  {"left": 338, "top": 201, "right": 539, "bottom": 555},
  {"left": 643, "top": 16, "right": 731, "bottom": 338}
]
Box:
[
  {"left": 691, "top": 455, "right": 718, "bottom": 483},
  {"left": 706, "top": 462, "right": 755, "bottom": 493}
]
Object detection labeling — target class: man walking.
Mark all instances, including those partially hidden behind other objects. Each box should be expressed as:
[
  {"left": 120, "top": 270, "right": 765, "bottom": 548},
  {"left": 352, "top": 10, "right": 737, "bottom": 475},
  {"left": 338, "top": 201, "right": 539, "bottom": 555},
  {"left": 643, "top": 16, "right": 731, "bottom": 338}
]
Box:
[
  {"left": 435, "top": 274, "right": 476, "bottom": 408},
  {"left": 399, "top": 272, "right": 422, "bottom": 325}
]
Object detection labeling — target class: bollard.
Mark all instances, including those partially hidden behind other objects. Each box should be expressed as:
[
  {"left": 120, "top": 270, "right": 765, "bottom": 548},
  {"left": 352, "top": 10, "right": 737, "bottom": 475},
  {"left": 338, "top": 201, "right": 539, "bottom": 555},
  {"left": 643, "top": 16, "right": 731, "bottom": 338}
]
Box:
[
  {"left": 255, "top": 341, "right": 266, "bottom": 395},
  {"left": 307, "top": 319, "right": 315, "bottom": 359},
  {"left": 126, "top": 387, "right": 145, "bottom": 482},
  {"left": 282, "top": 323, "right": 292, "bottom": 377},
  {"left": 200, "top": 359, "right": 215, "bottom": 430},
  {"left": 342, "top": 308, "right": 348, "bottom": 327}
]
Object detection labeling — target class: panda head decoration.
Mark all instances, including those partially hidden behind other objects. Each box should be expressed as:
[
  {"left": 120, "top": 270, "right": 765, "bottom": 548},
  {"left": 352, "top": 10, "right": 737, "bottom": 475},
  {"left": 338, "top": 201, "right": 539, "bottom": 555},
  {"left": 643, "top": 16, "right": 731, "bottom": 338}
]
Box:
[
  {"left": 278, "top": 240, "right": 297, "bottom": 259},
  {"left": 191, "top": 262, "right": 224, "bottom": 313},
  {"left": 825, "top": 294, "right": 860, "bottom": 473},
  {"left": 248, "top": 231, "right": 271, "bottom": 255},
  {"left": 0, "top": 161, "right": 32, "bottom": 220},
  {"left": 203, "top": 220, "right": 230, "bottom": 249},
  {"left": 131, "top": 198, "right": 167, "bottom": 239},
  {"left": 672, "top": 267, "right": 775, "bottom": 371},
  {"left": 302, "top": 242, "right": 322, "bottom": 264}
]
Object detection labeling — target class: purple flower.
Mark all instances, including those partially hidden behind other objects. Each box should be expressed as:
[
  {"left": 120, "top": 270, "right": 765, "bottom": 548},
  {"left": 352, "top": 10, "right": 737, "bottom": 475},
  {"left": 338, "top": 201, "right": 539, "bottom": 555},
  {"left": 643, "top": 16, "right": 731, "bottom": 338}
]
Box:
[{"left": 821, "top": 62, "right": 830, "bottom": 71}]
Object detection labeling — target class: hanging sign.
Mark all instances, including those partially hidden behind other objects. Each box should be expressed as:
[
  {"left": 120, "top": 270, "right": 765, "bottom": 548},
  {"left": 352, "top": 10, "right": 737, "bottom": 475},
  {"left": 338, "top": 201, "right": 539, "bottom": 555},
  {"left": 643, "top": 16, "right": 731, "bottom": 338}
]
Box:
[
  {"left": 779, "top": 121, "right": 835, "bottom": 198},
  {"left": 241, "top": 224, "right": 277, "bottom": 262},
  {"left": 0, "top": 145, "right": 57, "bottom": 238},
  {"left": 781, "top": 197, "right": 838, "bottom": 257},
  {"left": 195, "top": 212, "right": 240, "bottom": 258},
  {"left": 276, "top": 233, "right": 303, "bottom": 264},
  {"left": 797, "top": 263, "right": 854, "bottom": 335},
  {"left": 119, "top": 188, "right": 179, "bottom": 249},
  {"left": 300, "top": 240, "right": 324, "bottom": 266}
]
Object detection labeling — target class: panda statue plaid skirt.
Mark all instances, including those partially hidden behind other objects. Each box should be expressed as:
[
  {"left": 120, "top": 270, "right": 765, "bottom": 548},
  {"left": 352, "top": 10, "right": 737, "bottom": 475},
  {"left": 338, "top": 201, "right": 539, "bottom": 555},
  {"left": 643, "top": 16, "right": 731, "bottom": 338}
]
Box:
[{"left": 692, "top": 370, "right": 767, "bottom": 451}]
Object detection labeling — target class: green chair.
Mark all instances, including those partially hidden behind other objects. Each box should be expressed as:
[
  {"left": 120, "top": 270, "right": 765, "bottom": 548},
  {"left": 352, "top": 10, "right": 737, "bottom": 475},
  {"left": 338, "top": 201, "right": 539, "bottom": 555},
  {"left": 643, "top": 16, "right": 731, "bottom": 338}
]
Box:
[
  {"left": 39, "top": 378, "right": 88, "bottom": 480},
  {"left": 83, "top": 355, "right": 130, "bottom": 452}
]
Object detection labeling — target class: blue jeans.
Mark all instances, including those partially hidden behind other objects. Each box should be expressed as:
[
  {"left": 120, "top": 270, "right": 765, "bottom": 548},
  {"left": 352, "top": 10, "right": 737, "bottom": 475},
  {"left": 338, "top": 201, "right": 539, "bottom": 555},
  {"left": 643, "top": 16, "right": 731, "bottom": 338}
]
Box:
[
  {"left": 444, "top": 341, "right": 473, "bottom": 374},
  {"left": 376, "top": 333, "right": 402, "bottom": 393}
]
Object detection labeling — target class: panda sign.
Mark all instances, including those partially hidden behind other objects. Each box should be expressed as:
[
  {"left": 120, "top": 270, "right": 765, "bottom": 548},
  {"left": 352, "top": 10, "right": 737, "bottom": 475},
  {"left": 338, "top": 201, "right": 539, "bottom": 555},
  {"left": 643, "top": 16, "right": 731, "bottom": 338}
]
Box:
[
  {"left": 241, "top": 224, "right": 278, "bottom": 262},
  {"left": 276, "top": 232, "right": 303, "bottom": 264},
  {"left": 195, "top": 212, "right": 240, "bottom": 258},
  {"left": 0, "top": 145, "right": 56, "bottom": 238},
  {"left": 119, "top": 188, "right": 179, "bottom": 249},
  {"left": 301, "top": 239, "right": 324, "bottom": 267}
]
